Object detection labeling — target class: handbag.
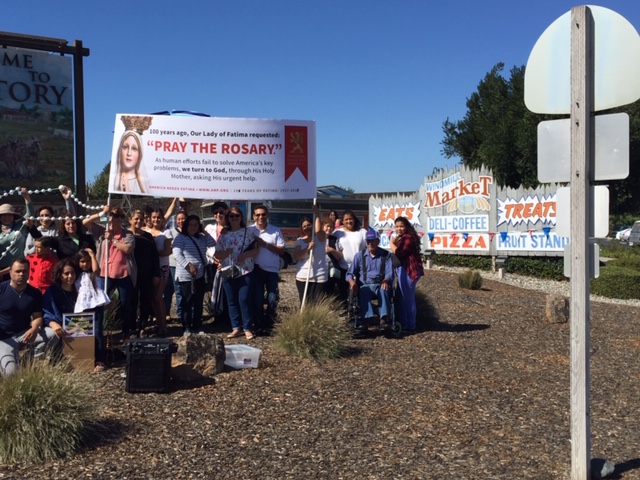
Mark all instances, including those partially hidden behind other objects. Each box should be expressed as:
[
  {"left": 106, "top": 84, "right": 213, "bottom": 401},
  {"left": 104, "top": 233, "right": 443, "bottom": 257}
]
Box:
[{"left": 188, "top": 235, "right": 215, "bottom": 288}]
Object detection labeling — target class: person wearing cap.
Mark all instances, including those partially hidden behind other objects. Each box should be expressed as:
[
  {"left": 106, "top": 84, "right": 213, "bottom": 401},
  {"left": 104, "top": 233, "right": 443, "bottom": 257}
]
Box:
[
  {"left": 346, "top": 228, "right": 394, "bottom": 331},
  {"left": 0, "top": 187, "right": 34, "bottom": 279}
]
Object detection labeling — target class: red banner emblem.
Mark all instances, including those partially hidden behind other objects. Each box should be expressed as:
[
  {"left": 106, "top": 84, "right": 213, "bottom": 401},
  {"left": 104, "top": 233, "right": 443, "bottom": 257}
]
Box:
[{"left": 284, "top": 125, "right": 308, "bottom": 181}]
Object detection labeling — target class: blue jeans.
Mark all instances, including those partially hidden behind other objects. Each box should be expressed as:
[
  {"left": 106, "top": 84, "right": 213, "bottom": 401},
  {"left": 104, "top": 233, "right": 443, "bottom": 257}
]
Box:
[
  {"left": 107, "top": 276, "right": 135, "bottom": 336},
  {"left": 359, "top": 283, "right": 390, "bottom": 320},
  {"left": 0, "top": 327, "right": 60, "bottom": 376},
  {"left": 86, "top": 307, "right": 106, "bottom": 363},
  {"left": 223, "top": 274, "right": 252, "bottom": 332},
  {"left": 251, "top": 265, "right": 279, "bottom": 331},
  {"left": 396, "top": 266, "right": 419, "bottom": 331}
]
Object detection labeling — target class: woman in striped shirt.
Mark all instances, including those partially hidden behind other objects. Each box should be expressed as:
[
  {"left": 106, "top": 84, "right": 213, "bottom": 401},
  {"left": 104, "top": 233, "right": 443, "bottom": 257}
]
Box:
[{"left": 172, "top": 215, "right": 216, "bottom": 336}]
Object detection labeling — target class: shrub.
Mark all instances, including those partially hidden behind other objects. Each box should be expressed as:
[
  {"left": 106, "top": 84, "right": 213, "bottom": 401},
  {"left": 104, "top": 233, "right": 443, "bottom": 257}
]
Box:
[
  {"left": 591, "top": 265, "right": 640, "bottom": 299},
  {"left": 0, "top": 358, "right": 98, "bottom": 463},
  {"left": 273, "top": 296, "right": 351, "bottom": 360},
  {"left": 458, "top": 270, "right": 483, "bottom": 290},
  {"left": 433, "top": 254, "right": 492, "bottom": 271},
  {"left": 505, "top": 256, "right": 565, "bottom": 280}
]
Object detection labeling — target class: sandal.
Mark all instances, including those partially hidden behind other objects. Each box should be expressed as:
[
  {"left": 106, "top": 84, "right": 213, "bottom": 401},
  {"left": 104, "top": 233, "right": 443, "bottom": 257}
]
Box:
[
  {"left": 93, "top": 362, "right": 106, "bottom": 373},
  {"left": 245, "top": 332, "right": 256, "bottom": 340},
  {"left": 227, "top": 330, "right": 243, "bottom": 339}
]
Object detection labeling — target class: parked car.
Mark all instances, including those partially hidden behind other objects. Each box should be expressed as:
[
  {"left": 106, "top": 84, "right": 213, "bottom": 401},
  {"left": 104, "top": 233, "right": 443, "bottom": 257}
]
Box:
[
  {"left": 617, "top": 227, "right": 632, "bottom": 242},
  {"left": 627, "top": 221, "right": 640, "bottom": 246},
  {"left": 610, "top": 225, "right": 631, "bottom": 238}
]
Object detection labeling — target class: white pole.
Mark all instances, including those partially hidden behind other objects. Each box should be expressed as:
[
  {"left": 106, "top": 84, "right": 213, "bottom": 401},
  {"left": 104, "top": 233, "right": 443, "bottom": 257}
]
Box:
[
  {"left": 300, "top": 199, "right": 316, "bottom": 312},
  {"left": 103, "top": 195, "right": 111, "bottom": 293}
]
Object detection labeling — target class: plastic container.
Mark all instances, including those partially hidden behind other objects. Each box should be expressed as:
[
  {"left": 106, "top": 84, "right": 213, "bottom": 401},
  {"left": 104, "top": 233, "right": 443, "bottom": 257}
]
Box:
[{"left": 224, "top": 344, "right": 261, "bottom": 369}]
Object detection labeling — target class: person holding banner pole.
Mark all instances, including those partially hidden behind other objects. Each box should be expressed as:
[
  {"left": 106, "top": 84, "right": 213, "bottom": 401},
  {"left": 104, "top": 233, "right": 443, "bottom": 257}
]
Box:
[
  {"left": 293, "top": 204, "right": 327, "bottom": 307},
  {"left": 86, "top": 206, "right": 137, "bottom": 341}
]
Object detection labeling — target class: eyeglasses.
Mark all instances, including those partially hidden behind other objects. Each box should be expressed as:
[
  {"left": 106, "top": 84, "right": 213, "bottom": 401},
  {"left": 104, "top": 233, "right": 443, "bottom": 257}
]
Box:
[
  {"left": 213, "top": 211, "right": 225, "bottom": 215},
  {"left": 254, "top": 213, "right": 267, "bottom": 217},
  {"left": 228, "top": 214, "right": 241, "bottom": 219}
]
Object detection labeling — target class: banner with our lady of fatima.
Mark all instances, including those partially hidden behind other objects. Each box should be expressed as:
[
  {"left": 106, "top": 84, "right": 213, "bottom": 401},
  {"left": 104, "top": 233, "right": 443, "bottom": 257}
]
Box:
[{"left": 108, "top": 114, "right": 316, "bottom": 200}]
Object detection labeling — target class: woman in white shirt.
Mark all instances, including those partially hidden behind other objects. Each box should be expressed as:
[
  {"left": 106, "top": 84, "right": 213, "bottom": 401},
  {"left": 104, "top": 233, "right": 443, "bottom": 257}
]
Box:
[{"left": 293, "top": 205, "right": 327, "bottom": 305}]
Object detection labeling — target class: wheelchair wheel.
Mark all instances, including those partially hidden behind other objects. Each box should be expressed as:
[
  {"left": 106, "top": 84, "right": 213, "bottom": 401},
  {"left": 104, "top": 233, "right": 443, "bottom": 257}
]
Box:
[{"left": 390, "top": 320, "right": 402, "bottom": 337}]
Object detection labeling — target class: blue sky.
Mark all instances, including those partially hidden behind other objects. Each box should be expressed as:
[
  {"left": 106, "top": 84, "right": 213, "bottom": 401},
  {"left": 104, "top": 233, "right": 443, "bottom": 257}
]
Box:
[{"left": 4, "top": 0, "right": 640, "bottom": 194}]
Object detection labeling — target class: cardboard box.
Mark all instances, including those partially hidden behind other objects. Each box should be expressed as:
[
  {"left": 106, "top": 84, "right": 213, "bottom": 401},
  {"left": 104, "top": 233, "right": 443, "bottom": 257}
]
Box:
[{"left": 62, "top": 336, "right": 95, "bottom": 372}]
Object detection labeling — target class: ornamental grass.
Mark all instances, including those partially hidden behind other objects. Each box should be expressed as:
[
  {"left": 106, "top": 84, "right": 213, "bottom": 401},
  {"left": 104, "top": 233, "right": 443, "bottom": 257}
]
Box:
[
  {"left": 273, "top": 295, "right": 351, "bottom": 360},
  {"left": 457, "top": 269, "right": 483, "bottom": 290},
  {"left": 0, "top": 356, "right": 98, "bottom": 463}
]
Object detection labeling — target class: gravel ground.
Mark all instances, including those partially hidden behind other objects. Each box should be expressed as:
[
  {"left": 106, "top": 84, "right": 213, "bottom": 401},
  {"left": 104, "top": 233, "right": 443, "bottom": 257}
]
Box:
[{"left": 1, "top": 268, "right": 640, "bottom": 479}]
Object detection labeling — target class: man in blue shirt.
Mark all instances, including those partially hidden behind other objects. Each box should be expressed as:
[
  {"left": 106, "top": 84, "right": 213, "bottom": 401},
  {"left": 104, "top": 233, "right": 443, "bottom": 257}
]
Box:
[
  {"left": 346, "top": 229, "right": 393, "bottom": 330},
  {"left": 0, "top": 259, "right": 60, "bottom": 376}
]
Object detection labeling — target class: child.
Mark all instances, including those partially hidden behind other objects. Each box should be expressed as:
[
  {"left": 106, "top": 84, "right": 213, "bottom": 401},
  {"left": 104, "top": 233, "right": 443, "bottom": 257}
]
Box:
[
  {"left": 75, "top": 249, "right": 110, "bottom": 372},
  {"left": 27, "top": 237, "right": 58, "bottom": 294}
]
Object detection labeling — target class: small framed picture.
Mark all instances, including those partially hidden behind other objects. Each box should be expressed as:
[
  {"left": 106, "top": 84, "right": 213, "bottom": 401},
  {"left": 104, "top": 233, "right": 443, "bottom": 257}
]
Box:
[{"left": 62, "top": 312, "right": 95, "bottom": 337}]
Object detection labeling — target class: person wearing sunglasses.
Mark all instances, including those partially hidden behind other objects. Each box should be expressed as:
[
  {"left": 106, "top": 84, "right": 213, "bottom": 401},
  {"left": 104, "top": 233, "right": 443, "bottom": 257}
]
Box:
[
  {"left": 214, "top": 207, "right": 259, "bottom": 340},
  {"left": 85, "top": 205, "right": 137, "bottom": 341},
  {"left": 249, "top": 204, "right": 285, "bottom": 335}
]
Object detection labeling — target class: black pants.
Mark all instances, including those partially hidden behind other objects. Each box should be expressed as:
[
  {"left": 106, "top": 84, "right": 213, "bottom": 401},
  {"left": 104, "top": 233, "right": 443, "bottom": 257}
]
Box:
[{"left": 179, "top": 277, "right": 206, "bottom": 331}]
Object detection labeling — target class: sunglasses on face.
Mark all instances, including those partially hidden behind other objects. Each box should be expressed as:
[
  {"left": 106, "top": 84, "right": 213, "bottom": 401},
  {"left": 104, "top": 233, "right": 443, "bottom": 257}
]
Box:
[
  {"left": 228, "top": 214, "right": 241, "bottom": 219},
  {"left": 254, "top": 213, "right": 267, "bottom": 217},
  {"left": 213, "top": 210, "right": 225, "bottom": 215}
]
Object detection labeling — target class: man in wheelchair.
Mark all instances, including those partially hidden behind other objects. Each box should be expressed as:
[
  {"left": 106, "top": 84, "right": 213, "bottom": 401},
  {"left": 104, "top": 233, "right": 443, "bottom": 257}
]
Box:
[{"left": 346, "top": 229, "right": 393, "bottom": 331}]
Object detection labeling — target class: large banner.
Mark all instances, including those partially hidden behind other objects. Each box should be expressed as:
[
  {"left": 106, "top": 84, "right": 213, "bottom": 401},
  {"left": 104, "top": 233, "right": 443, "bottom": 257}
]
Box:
[
  {"left": 108, "top": 114, "right": 316, "bottom": 199},
  {"left": 0, "top": 48, "right": 74, "bottom": 190}
]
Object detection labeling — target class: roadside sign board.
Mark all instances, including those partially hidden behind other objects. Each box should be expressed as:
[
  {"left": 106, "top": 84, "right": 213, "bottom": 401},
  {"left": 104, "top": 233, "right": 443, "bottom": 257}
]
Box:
[
  {"left": 525, "top": 6, "right": 640, "bottom": 114},
  {"left": 537, "top": 113, "right": 629, "bottom": 183}
]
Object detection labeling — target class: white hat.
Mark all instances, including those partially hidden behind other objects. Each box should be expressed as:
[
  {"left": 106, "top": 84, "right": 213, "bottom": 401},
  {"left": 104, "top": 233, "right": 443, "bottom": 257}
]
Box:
[{"left": 0, "top": 204, "right": 20, "bottom": 218}]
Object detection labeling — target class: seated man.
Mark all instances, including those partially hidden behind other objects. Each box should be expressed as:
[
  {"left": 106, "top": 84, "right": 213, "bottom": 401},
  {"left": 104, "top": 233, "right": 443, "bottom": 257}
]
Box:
[
  {"left": 346, "top": 229, "right": 393, "bottom": 330},
  {"left": 0, "top": 259, "right": 60, "bottom": 376}
]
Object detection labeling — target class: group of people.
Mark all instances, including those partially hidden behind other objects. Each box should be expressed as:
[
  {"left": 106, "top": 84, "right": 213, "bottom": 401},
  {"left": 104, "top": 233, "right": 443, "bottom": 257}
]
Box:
[
  {"left": 292, "top": 209, "right": 424, "bottom": 332},
  {"left": 0, "top": 189, "right": 425, "bottom": 377}
]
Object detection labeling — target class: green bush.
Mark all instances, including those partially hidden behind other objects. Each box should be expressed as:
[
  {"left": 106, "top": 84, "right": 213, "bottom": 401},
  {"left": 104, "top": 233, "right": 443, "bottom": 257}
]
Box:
[
  {"left": 0, "top": 358, "right": 98, "bottom": 463},
  {"left": 457, "top": 270, "right": 483, "bottom": 290},
  {"left": 591, "top": 265, "right": 640, "bottom": 299},
  {"left": 273, "top": 296, "right": 351, "bottom": 360},
  {"left": 432, "top": 254, "right": 492, "bottom": 270},
  {"left": 505, "top": 256, "right": 565, "bottom": 280}
]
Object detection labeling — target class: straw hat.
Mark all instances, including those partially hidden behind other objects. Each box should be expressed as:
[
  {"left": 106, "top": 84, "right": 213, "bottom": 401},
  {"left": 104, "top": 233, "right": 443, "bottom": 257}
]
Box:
[{"left": 0, "top": 204, "right": 20, "bottom": 218}]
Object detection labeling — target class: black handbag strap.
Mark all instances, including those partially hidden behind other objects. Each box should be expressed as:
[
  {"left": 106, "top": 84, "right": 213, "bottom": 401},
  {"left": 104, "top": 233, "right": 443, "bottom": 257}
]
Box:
[{"left": 187, "top": 235, "right": 207, "bottom": 265}]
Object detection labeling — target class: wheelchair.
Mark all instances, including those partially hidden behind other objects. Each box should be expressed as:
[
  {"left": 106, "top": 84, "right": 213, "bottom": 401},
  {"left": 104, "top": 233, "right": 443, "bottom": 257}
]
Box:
[{"left": 347, "top": 278, "right": 401, "bottom": 338}]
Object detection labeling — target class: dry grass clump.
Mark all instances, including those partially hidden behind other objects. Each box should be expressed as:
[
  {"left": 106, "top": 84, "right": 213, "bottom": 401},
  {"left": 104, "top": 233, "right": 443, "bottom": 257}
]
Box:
[
  {"left": 273, "top": 295, "right": 351, "bottom": 360},
  {"left": 457, "top": 269, "right": 483, "bottom": 290},
  {"left": 0, "top": 357, "right": 98, "bottom": 463}
]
